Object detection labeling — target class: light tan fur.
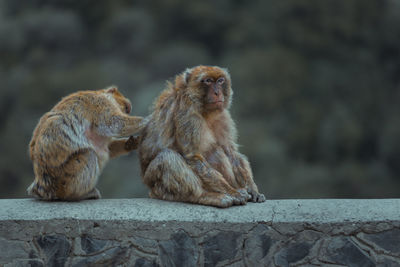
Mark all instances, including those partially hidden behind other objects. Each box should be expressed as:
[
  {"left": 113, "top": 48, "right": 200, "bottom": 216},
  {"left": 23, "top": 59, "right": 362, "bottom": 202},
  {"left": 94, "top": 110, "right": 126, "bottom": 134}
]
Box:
[
  {"left": 28, "top": 87, "right": 143, "bottom": 201},
  {"left": 139, "top": 66, "right": 266, "bottom": 208}
]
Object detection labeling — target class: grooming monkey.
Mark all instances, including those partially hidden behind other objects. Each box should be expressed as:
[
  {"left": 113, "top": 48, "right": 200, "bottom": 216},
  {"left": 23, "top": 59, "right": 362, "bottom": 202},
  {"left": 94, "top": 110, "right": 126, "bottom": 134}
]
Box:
[
  {"left": 139, "top": 66, "right": 266, "bottom": 208},
  {"left": 28, "top": 87, "right": 143, "bottom": 201}
]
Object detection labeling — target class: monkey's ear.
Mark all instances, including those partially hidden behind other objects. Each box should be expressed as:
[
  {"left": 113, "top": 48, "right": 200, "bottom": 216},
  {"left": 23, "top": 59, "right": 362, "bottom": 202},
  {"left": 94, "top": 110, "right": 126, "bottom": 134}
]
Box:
[
  {"left": 183, "top": 68, "right": 192, "bottom": 84},
  {"left": 175, "top": 68, "right": 192, "bottom": 90},
  {"left": 106, "top": 86, "right": 118, "bottom": 94},
  {"left": 221, "top": 67, "right": 231, "bottom": 80}
]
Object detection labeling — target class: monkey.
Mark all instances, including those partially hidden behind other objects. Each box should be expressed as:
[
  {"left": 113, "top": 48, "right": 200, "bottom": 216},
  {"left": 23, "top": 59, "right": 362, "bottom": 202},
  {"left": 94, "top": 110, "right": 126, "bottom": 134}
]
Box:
[
  {"left": 27, "top": 87, "right": 143, "bottom": 201},
  {"left": 138, "top": 65, "right": 266, "bottom": 208}
]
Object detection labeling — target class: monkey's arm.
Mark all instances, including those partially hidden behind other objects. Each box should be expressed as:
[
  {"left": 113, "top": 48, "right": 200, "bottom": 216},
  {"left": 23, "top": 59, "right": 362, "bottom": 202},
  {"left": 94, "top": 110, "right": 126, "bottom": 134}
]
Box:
[
  {"left": 188, "top": 155, "right": 237, "bottom": 192},
  {"left": 226, "top": 148, "right": 266, "bottom": 202},
  {"left": 108, "top": 136, "right": 140, "bottom": 158},
  {"left": 99, "top": 114, "right": 144, "bottom": 137},
  {"left": 175, "top": 114, "right": 247, "bottom": 201}
]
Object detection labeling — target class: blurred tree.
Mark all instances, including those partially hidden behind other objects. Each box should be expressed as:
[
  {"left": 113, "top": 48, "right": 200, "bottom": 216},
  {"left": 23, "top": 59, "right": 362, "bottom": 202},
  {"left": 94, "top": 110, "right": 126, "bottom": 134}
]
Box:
[{"left": 0, "top": 0, "right": 399, "bottom": 199}]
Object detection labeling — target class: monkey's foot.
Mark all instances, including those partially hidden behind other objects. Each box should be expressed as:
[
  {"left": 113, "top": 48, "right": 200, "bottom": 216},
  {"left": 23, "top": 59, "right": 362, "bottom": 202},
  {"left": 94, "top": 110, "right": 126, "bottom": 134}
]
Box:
[
  {"left": 83, "top": 188, "right": 102, "bottom": 200},
  {"left": 195, "top": 192, "right": 238, "bottom": 208},
  {"left": 227, "top": 189, "right": 249, "bottom": 206},
  {"left": 237, "top": 188, "right": 252, "bottom": 201},
  {"left": 247, "top": 188, "right": 266, "bottom": 203},
  {"left": 217, "top": 194, "right": 234, "bottom": 208}
]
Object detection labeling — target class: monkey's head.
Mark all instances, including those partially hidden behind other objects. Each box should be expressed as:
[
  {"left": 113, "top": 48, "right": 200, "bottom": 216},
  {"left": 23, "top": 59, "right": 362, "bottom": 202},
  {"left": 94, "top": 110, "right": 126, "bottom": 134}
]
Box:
[
  {"left": 175, "top": 65, "right": 232, "bottom": 113},
  {"left": 104, "top": 87, "right": 132, "bottom": 114}
]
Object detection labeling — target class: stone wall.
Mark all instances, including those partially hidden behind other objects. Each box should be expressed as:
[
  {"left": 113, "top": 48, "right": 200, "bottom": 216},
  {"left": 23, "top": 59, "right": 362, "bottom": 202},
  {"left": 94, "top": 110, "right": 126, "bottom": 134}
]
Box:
[{"left": 0, "top": 198, "right": 399, "bottom": 266}]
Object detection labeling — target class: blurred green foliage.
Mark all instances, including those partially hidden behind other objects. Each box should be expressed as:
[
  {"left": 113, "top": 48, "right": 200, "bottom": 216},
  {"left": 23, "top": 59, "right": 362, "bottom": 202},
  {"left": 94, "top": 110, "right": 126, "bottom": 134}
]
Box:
[{"left": 0, "top": 0, "right": 399, "bottom": 199}]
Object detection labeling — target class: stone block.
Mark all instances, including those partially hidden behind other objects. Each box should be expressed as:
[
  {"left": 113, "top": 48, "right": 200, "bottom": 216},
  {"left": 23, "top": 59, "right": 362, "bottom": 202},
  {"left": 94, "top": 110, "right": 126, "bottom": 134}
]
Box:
[{"left": 0, "top": 199, "right": 400, "bottom": 266}]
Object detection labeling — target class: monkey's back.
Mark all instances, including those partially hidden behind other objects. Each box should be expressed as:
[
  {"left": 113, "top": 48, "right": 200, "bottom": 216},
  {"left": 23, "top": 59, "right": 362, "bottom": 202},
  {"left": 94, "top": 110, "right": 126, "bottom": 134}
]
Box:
[
  {"left": 30, "top": 91, "right": 105, "bottom": 168},
  {"left": 30, "top": 111, "right": 91, "bottom": 167},
  {"left": 138, "top": 88, "right": 179, "bottom": 174}
]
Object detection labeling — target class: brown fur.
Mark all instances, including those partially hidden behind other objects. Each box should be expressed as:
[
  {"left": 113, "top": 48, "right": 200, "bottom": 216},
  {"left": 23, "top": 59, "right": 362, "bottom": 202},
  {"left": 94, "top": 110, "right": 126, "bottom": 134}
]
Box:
[
  {"left": 28, "top": 87, "right": 143, "bottom": 201},
  {"left": 139, "top": 66, "right": 265, "bottom": 208}
]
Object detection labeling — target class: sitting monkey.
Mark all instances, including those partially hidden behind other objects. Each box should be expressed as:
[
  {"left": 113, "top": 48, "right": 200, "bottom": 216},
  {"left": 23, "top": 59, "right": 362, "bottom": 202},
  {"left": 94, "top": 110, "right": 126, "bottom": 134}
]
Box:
[
  {"left": 28, "top": 87, "right": 142, "bottom": 201},
  {"left": 138, "top": 66, "right": 266, "bottom": 208}
]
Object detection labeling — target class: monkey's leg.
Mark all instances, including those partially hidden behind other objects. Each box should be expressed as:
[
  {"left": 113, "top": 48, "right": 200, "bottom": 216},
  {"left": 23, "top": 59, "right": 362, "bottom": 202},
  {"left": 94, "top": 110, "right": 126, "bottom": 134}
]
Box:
[
  {"left": 205, "top": 147, "right": 251, "bottom": 201},
  {"left": 143, "top": 149, "right": 236, "bottom": 208},
  {"left": 108, "top": 136, "right": 140, "bottom": 158},
  {"left": 57, "top": 149, "right": 101, "bottom": 201},
  {"left": 187, "top": 156, "right": 249, "bottom": 205},
  {"left": 27, "top": 171, "right": 58, "bottom": 200},
  {"left": 229, "top": 151, "right": 266, "bottom": 203}
]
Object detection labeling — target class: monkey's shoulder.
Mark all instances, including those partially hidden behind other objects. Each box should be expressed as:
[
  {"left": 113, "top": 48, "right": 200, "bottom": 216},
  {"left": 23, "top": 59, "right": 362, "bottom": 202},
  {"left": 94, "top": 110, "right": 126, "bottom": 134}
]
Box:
[{"left": 54, "top": 90, "right": 122, "bottom": 114}]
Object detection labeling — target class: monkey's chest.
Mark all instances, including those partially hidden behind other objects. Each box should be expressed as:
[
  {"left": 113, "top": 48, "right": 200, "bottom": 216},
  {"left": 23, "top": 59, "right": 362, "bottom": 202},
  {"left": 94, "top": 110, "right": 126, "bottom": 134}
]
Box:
[
  {"left": 199, "top": 125, "right": 228, "bottom": 152},
  {"left": 199, "top": 127, "right": 216, "bottom": 152}
]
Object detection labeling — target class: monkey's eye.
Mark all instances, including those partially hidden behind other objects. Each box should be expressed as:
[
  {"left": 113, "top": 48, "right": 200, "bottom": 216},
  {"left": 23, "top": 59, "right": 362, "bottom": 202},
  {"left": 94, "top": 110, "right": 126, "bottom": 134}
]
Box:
[
  {"left": 217, "top": 77, "right": 225, "bottom": 84},
  {"left": 203, "top": 78, "right": 213, "bottom": 85}
]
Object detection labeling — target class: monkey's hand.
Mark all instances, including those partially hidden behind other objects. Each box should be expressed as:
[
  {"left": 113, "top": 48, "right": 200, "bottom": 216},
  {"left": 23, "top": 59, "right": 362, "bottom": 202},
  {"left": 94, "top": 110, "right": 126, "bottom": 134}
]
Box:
[
  {"left": 125, "top": 136, "right": 140, "bottom": 151},
  {"left": 247, "top": 188, "right": 266, "bottom": 203},
  {"left": 187, "top": 156, "right": 249, "bottom": 206},
  {"left": 237, "top": 188, "right": 252, "bottom": 201}
]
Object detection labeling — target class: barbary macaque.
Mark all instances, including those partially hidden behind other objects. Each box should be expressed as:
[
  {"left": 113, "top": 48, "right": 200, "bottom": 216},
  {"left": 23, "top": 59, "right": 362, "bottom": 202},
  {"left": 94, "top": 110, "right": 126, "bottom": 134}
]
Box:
[
  {"left": 138, "top": 66, "right": 265, "bottom": 207},
  {"left": 28, "top": 87, "right": 142, "bottom": 201}
]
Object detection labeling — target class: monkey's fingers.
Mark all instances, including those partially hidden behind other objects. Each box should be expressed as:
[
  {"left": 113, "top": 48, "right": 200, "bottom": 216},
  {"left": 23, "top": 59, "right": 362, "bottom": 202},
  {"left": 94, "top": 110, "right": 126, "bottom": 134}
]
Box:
[
  {"left": 125, "top": 136, "right": 140, "bottom": 151},
  {"left": 237, "top": 188, "right": 251, "bottom": 201},
  {"left": 252, "top": 193, "right": 265, "bottom": 203},
  {"left": 219, "top": 194, "right": 235, "bottom": 208},
  {"left": 229, "top": 189, "right": 249, "bottom": 206},
  {"left": 231, "top": 196, "right": 247, "bottom": 206},
  {"left": 248, "top": 189, "right": 266, "bottom": 203}
]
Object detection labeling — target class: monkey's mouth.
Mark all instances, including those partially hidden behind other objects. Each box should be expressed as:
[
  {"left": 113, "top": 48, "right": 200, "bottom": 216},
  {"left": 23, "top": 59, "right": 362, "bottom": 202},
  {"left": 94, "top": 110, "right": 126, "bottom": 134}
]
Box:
[{"left": 206, "top": 101, "right": 224, "bottom": 109}]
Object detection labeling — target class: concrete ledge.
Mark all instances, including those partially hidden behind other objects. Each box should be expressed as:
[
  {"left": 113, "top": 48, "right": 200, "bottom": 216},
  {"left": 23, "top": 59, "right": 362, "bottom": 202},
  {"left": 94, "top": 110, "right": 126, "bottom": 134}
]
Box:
[{"left": 1, "top": 199, "right": 400, "bottom": 266}]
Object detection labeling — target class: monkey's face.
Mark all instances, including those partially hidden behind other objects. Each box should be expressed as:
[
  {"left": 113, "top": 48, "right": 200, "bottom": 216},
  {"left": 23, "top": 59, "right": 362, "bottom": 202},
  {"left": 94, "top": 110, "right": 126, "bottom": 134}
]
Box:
[
  {"left": 105, "top": 87, "right": 132, "bottom": 114},
  {"left": 200, "top": 75, "right": 227, "bottom": 111},
  {"left": 183, "top": 66, "right": 232, "bottom": 112}
]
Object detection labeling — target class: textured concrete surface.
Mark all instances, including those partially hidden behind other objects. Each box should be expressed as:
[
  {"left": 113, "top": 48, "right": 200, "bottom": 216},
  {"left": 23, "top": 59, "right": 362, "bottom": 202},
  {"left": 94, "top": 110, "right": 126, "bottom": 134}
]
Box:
[{"left": 0, "top": 198, "right": 400, "bottom": 266}]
